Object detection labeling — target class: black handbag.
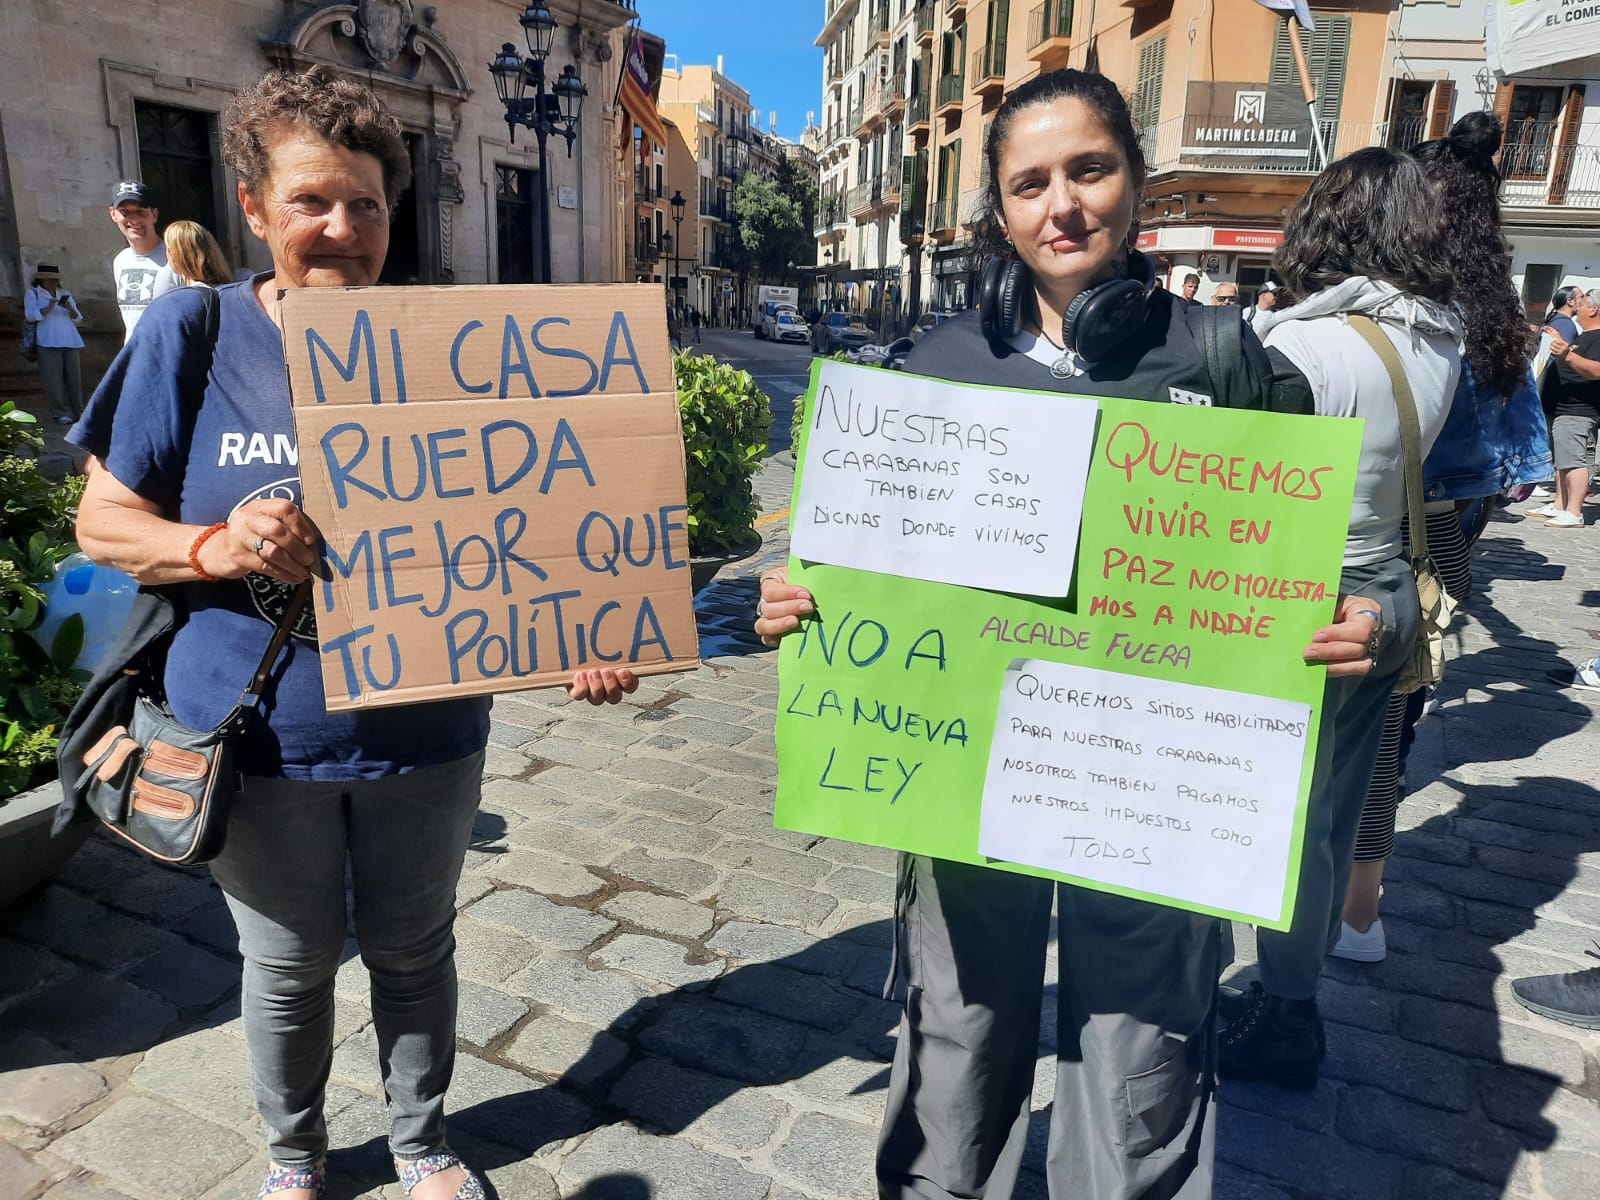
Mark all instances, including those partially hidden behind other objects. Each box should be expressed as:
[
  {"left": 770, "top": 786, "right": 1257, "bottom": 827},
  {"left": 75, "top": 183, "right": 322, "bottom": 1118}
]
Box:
[{"left": 56, "top": 581, "right": 309, "bottom": 865}]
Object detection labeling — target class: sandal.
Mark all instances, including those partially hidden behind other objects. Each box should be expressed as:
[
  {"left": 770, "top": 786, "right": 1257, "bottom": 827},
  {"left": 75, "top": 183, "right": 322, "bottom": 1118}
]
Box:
[
  {"left": 396, "top": 1151, "right": 486, "bottom": 1200},
  {"left": 258, "top": 1161, "right": 325, "bottom": 1199}
]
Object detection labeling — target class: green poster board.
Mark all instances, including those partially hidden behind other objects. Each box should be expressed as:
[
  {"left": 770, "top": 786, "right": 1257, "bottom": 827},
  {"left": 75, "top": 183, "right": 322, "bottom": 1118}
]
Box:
[{"left": 774, "top": 360, "right": 1364, "bottom": 929}]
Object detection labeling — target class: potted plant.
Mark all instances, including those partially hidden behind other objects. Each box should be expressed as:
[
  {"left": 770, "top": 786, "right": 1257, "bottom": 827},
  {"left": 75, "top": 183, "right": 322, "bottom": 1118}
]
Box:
[
  {"left": 0, "top": 401, "right": 91, "bottom": 908},
  {"left": 675, "top": 351, "right": 772, "bottom": 593}
]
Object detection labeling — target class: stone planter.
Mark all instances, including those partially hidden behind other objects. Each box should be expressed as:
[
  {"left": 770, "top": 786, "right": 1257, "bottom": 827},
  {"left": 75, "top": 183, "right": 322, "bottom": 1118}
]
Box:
[
  {"left": 689, "top": 533, "right": 762, "bottom": 594},
  {"left": 0, "top": 780, "right": 89, "bottom": 910}
]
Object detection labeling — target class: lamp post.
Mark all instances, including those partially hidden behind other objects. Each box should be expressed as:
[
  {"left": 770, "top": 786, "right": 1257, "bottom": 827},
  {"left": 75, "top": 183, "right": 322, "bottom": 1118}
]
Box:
[
  {"left": 669, "top": 189, "right": 686, "bottom": 307},
  {"left": 488, "top": 2, "right": 587, "bottom": 283},
  {"left": 903, "top": 219, "right": 925, "bottom": 330},
  {"left": 660, "top": 230, "right": 673, "bottom": 289},
  {"left": 823, "top": 248, "right": 833, "bottom": 310}
]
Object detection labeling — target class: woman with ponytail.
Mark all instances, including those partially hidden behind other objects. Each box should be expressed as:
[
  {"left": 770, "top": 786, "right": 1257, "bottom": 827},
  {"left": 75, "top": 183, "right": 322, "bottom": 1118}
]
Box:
[{"left": 1335, "top": 112, "right": 1552, "bottom": 963}]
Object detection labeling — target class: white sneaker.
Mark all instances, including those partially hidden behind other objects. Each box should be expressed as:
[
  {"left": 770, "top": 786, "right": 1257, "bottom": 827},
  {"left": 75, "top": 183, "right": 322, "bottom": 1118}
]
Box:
[
  {"left": 1531, "top": 485, "right": 1555, "bottom": 499},
  {"left": 1545, "top": 510, "right": 1584, "bottom": 528},
  {"left": 1525, "top": 503, "right": 1559, "bottom": 518},
  {"left": 1331, "top": 919, "right": 1386, "bottom": 962},
  {"left": 1550, "top": 656, "right": 1600, "bottom": 693}
]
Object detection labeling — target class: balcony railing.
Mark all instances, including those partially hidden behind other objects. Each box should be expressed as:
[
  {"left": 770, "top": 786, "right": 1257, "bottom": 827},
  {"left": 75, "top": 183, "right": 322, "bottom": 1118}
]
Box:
[
  {"left": 1502, "top": 136, "right": 1600, "bottom": 208},
  {"left": 1028, "top": 0, "right": 1073, "bottom": 50},
  {"left": 700, "top": 195, "right": 732, "bottom": 221},
  {"left": 936, "top": 71, "right": 964, "bottom": 114},
  {"left": 946, "top": 0, "right": 967, "bottom": 15},
  {"left": 883, "top": 69, "right": 907, "bottom": 115},
  {"left": 972, "top": 41, "right": 1006, "bottom": 94},
  {"left": 930, "top": 195, "right": 960, "bottom": 235},
  {"left": 916, "top": 0, "right": 936, "bottom": 40},
  {"left": 828, "top": 54, "right": 844, "bottom": 84},
  {"left": 634, "top": 231, "right": 660, "bottom": 264},
  {"left": 849, "top": 99, "right": 866, "bottom": 133},
  {"left": 814, "top": 196, "right": 845, "bottom": 234},
  {"left": 909, "top": 85, "right": 931, "bottom": 129},
  {"left": 847, "top": 179, "right": 874, "bottom": 216},
  {"left": 867, "top": 0, "right": 891, "bottom": 45}
]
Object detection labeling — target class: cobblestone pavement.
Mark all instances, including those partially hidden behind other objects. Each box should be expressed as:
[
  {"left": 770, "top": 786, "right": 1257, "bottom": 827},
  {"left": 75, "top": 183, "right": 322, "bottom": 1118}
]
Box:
[{"left": 5, "top": 444, "right": 1600, "bottom": 1200}]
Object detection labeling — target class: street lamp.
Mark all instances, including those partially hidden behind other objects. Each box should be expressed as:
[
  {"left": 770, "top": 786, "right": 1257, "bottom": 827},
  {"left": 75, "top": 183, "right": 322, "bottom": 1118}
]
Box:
[
  {"left": 823, "top": 248, "right": 833, "bottom": 310},
  {"left": 669, "top": 189, "right": 686, "bottom": 306},
  {"left": 488, "top": 2, "right": 588, "bottom": 283}
]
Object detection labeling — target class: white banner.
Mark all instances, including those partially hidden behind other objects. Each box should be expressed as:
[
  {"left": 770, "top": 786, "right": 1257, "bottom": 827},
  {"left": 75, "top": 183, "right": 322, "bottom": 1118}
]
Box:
[
  {"left": 1488, "top": 0, "right": 1600, "bottom": 76},
  {"left": 978, "top": 658, "right": 1312, "bottom": 924},
  {"left": 792, "top": 360, "right": 1097, "bottom": 598}
]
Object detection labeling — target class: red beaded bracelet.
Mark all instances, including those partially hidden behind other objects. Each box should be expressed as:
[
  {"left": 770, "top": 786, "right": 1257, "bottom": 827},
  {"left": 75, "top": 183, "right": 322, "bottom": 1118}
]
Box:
[{"left": 188, "top": 522, "right": 228, "bottom": 582}]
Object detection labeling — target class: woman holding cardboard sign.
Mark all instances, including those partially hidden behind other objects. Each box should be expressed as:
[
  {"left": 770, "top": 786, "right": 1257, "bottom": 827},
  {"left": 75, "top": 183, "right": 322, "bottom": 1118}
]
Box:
[
  {"left": 757, "top": 69, "right": 1381, "bottom": 1200},
  {"left": 68, "top": 68, "right": 635, "bottom": 1200}
]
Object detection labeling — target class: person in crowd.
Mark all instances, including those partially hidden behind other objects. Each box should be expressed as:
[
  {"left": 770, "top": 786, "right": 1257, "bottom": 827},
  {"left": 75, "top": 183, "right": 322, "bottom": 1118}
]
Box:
[
  {"left": 689, "top": 303, "right": 703, "bottom": 343},
  {"left": 70, "top": 67, "right": 635, "bottom": 1200},
  {"left": 24, "top": 264, "right": 85, "bottom": 425},
  {"left": 1211, "top": 282, "right": 1239, "bottom": 306},
  {"left": 1338, "top": 112, "right": 1553, "bottom": 962},
  {"left": 107, "top": 180, "right": 179, "bottom": 341},
  {"left": 666, "top": 301, "right": 683, "bottom": 350},
  {"left": 1545, "top": 285, "right": 1581, "bottom": 344},
  {"left": 1531, "top": 289, "right": 1600, "bottom": 529},
  {"left": 1180, "top": 271, "right": 1200, "bottom": 305},
  {"left": 164, "top": 218, "right": 235, "bottom": 288},
  {"left": 755, "top": 68, "right": 1381, "bottom": 1199},
  {"left": 1218, "top": 147, "right": 1462, "bottom": 1089},
  {"left": 1243, "top": 281, "right": 1279, "bottom": 323}
]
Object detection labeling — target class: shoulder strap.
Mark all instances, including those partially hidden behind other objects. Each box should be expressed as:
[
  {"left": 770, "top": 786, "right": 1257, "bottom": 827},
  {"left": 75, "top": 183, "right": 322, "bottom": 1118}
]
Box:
[
  {"left": 238, "top": 581, "right": 312, "bottom": 710},
  {"left": 1191, "top": 304, "right": 1249, "bottom": 407},
  {"left": 1348, "top": 314, "right": 1429, "bottom": 562}
]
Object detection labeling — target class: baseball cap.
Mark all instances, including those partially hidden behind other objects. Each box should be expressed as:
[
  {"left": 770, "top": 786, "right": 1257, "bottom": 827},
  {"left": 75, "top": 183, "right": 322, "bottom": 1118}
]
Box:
[
  {"left": 110, "top": 180, "right": 151, "bottom": 207},
  {"left": 1260, "top": 281, "right": 1279, "bottom": 293}
]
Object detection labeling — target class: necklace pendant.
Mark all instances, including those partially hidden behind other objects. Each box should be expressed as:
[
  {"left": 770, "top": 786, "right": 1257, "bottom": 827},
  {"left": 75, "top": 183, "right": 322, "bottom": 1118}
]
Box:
[{"left": 1051, "top": 353, "right": 1078, "bottom": 379}]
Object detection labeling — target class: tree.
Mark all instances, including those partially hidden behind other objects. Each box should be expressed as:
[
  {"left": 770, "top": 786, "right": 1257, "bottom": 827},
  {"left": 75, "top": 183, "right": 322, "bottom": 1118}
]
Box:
[{"left": 733, "top": 155, "right": 818, "bottom": 286}]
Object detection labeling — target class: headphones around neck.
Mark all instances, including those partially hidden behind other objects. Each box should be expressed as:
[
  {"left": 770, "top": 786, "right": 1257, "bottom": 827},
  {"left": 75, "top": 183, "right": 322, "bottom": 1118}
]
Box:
[{"left": 978, "top": 249, "right": 1156, "bottom": 365}]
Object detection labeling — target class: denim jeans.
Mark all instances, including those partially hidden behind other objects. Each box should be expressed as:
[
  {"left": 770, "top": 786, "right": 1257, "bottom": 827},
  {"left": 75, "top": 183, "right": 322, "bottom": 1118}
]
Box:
[{"left": 209, "top": 751, "right": 484, "bottom": 1166}]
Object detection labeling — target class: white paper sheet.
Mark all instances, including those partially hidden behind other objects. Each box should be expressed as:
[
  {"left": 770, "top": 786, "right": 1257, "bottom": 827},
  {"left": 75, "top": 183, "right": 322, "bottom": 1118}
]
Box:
[
  {"left": 791, "top": 361, "right": 1097, "bottom": 597},
  {"left": 978, "top": 658, "right": 1312, "bottom": 923}
]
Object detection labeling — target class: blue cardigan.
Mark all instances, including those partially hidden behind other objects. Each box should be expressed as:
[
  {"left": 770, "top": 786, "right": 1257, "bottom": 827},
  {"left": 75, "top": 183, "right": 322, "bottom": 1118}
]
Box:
[{"left": 1423, "top": 362, "right": 1552, "bottom": 501}]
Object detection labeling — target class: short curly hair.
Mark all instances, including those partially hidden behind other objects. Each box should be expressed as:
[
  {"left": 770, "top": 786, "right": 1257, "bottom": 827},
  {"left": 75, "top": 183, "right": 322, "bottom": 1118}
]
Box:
[
  {"left": 222, "top": 66, "right": 411, "bottom": 207},
  {"left": 1274, "top": 147, "right": 1452, "bottom": 304}
]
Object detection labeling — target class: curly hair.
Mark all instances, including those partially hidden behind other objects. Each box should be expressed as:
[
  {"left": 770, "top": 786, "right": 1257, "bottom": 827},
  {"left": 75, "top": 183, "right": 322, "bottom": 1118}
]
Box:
[
  {"left": 970, "top": 69, "right": 1146, "bottom": 263},
  {"left": 1412, "top": 112, "right": 1527, "bottom": 398},
  {"left": 222, "top": 66, "right": 411, "bottom": 207},
  {"left": 1274, "top": 146, "right": 1452, "bottom": 305}
]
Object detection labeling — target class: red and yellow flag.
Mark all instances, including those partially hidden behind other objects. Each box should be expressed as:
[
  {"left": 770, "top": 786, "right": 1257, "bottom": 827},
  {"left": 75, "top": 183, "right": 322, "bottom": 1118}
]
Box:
[{"left": 621, "top": 32, "right": 668, "bottom": 153}]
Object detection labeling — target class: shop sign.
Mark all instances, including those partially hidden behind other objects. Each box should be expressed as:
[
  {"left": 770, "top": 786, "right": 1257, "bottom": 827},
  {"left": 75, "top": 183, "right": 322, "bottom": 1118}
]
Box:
[{"left": 1181, "top": 83, "right": 1316, "bottom": 172}]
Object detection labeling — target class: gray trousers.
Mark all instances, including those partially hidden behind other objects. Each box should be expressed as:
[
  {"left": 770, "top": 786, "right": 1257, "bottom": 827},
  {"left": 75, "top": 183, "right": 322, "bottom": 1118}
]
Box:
[
  {"left": 1253, "top": 556, "right": 1416, "bottom": 1000},
  {"left": 877, "top": 854, "right": 1223, "bottom": 1200},
  {"left": 209, "top": 751, "right": 483, "bottom": 1166},
  {"left": 37, "top": 345, "right": 82, "bottom": 420}
]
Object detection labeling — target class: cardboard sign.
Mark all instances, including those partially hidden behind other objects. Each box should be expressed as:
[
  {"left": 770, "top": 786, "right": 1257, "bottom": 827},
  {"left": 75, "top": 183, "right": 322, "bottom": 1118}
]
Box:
[
  {"left": 282, "top": 284, "right": 699, "bottom": 711},
  {"left": 774, "top": 367, "right": 1363, "bottom": 929},
  {"left": 790, "top": 361, "right": 1097, "bottom": 596}
]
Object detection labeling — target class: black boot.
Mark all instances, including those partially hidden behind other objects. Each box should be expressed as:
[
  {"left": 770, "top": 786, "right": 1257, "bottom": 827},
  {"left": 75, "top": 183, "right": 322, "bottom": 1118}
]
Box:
[
  {"left": 1512, "top": 950, "right": 1600, "bottom": 1029},
  {"left": 1217, "top": 981, "right": 1324, "bottom": 1091}
]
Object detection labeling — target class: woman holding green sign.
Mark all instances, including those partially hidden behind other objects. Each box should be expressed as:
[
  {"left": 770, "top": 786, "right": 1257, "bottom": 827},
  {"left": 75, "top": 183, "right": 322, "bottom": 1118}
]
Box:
[{"left": 756, "top": 69, "right": 1383, "bottom": 1200}]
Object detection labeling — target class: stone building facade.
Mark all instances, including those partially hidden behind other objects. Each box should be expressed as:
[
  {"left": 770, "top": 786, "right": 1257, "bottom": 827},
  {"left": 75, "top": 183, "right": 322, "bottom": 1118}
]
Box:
[{"left": 0, "top": 0, "right": 645, "bottom": 387}]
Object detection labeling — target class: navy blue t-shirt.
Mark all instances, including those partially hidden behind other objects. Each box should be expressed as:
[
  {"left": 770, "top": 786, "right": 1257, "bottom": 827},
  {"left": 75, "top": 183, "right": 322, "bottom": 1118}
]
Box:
[{"left": 71, "top": 277, "right": 490, "bottom": 779}]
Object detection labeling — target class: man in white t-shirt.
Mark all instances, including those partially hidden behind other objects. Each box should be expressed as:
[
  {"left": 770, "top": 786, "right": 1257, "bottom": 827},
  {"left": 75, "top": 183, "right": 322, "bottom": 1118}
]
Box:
[{"left": 108, "top": 180, "right": 179, "bottom": 341}]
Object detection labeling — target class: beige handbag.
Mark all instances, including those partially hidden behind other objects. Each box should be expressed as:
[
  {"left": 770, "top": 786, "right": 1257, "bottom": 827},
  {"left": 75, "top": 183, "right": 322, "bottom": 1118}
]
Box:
[{"left": 1348, "top": 316, "right": 1457, "bottom": 694}]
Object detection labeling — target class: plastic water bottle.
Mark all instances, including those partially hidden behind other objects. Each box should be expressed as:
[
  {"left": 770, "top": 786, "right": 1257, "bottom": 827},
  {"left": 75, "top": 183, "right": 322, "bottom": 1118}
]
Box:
[{"left": 37, "top": 553, "right": 138, "bottom": 673}]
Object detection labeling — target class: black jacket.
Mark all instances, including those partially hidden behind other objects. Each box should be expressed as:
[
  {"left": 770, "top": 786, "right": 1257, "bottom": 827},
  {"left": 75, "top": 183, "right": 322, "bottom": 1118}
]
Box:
[{"left": 904, "top": 288, "right": 1312, "bottom": 416}]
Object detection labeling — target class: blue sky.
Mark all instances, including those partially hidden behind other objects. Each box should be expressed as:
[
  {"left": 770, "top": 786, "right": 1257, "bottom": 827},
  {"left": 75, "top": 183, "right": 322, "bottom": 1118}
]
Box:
[{"left": 643, "top": 3, "right": 825, "bottom": 141}]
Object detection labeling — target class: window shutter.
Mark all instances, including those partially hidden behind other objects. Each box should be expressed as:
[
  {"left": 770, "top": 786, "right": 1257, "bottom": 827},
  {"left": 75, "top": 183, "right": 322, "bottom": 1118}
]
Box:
[
  {"left": 1269, "top": 14, "right": 1351, "bottom": 123},
  {"left": 1427, "top": 79, "right": 1455, "bottom": 140},
  {"left": 1549, "top": 84, "right": 1586, "bottom": 206},
  {"left": 1133, "top": 35, "right": 1166, "bottom": 133}
]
